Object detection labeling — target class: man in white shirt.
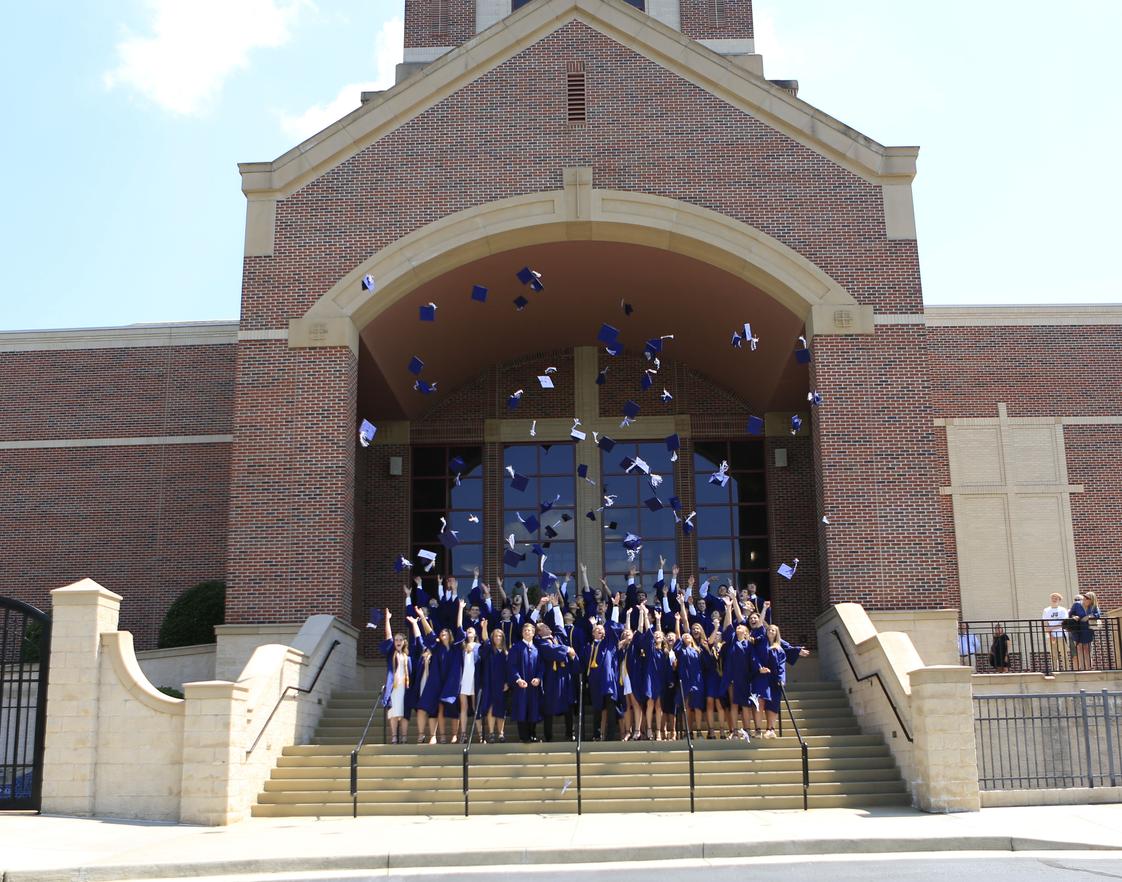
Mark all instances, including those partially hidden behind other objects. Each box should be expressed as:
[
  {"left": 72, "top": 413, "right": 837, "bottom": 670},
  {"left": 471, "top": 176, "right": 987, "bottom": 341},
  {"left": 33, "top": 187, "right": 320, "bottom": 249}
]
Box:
[{"left": 1041, "top": 592, "right": 1068, "bottom": 674}]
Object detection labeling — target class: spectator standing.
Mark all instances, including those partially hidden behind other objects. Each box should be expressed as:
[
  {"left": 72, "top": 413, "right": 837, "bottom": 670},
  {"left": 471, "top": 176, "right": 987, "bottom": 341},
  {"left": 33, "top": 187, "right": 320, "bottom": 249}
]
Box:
[
  {"left": 1041, "top": 593, "right": 1068, "bottom": 673},
  {"left": 1069, "top": 593, "right": 1102, "bottom": 671},
  {"left": 988, "top": 624, "right": 1011, "bottom": 673}
]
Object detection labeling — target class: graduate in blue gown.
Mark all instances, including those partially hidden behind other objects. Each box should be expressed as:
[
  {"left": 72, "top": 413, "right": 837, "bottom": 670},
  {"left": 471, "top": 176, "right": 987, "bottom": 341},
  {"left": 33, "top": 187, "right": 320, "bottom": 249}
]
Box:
[
  {"left": 673, "top": 611, "right": 706, "bottom": 740},
  {"left": 379, "top": 610, "right": 412, "bottom": 744},
  {"left": 508, "top": 621, "right": 544, "bottom": 742},
  {"left": 478, "top": 617, "right": 510, "bottom": 743},
  {"left": 722, "top": 597, "right": 767, "bottom": 742},
  {"left": 536, "top": 623, "right": 578, "bottom": 742},
  {"left": 760, "top": 623, "right": 811, "bottom": 739},
  {"left": 624, "top": 604, "right": 655, "bottom": 739},
  {"left": 418, "top": 601, "right": 465, "bottom": 743},
  {"left": 648, "top": 612, "right": 676, "bottom": 740},
  {"left": 579, "top": 614, "right": 623, "bottom": 740},
  {"left": 411, "top": 608, "right": 442, "bottom": 743}
]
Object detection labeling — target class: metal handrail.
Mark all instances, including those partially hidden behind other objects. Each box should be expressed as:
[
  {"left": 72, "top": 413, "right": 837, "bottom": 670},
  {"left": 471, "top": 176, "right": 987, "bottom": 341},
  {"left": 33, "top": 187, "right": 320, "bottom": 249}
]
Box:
[
  {"left": 246, "top": 639, "right": 341, "bottom": 756},
  {"left": 575, "top": 671, "right": 584, "bottom": 815},
  {"left": 349, "top": 675, "right": 384, "bottom": 819},
  {"left": 463, "top": 686, "right": 483, "bottom": 817},
  {"left": 829, "top": 629, "right": 914, "bottom": 743},
  {"left": 677, "top": 671, "right": 695, "bottom": 813},
  {"left": 779, "top": 684, "right": 809, "bottom": 811}
]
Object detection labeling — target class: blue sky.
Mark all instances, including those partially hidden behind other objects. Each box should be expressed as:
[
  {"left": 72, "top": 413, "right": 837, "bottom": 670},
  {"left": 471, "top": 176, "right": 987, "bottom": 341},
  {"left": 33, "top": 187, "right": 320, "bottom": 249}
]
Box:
[{"left": 1, "top": 0, "right": 1119, "bottom": 332}]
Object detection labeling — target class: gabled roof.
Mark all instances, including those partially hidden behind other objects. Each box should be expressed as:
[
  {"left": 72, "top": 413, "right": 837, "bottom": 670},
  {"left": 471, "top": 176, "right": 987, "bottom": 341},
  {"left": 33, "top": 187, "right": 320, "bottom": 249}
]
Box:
[{"left": 239, "top": 0, "right": 917, "bottom": 198}]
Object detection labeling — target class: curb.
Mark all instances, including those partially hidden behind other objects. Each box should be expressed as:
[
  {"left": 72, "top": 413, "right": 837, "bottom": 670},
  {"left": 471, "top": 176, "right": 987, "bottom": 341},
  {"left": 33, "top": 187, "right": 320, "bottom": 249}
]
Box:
[{"left": 4, "top": 836, "right": 1121, "bottom": 882}]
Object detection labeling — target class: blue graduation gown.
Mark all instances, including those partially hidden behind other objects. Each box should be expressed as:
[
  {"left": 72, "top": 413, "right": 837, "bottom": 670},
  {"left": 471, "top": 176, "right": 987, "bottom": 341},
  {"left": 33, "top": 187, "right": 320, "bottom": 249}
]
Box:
[
  {"left": 425, "top": 630, "right": 465, "bottom": 705},
  {"left": 537, "top": 639, "right": 574, "bottom": 716},
  {"left": 413, "top": 636, "right": 441, "bottom": 715},
  {"left": 675, "top": 642, "right": 705, "bottom": 710},
  {"left": 579, "top": 622, "right": 621, "bottom": 706},
  {"left": 627, "top": 629, "right": 654, "bottom": 702},
  {"left": 478, "top": 642, "right": 510, "bottom": 717},
  {"left": 379, "top": 639, "right": 412, "bottom": 715},
  {"left": 724, "top": 639, "right": 757, "bottom": 707},
  {"left": 507, "top": 639, "right": 543, "bottom": 722}
]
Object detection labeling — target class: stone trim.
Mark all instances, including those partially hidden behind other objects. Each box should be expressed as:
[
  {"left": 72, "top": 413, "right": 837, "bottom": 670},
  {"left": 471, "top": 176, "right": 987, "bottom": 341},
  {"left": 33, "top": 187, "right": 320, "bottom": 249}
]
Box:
[
  {"left": 874, "top": 314, "right": 926, "bottom": 325},
  {"left": 288, "top": 316, "right": 359, "bottom": 354},
  {"left": 305, "top": 187, "right": 860, "bottom": 329},
  {"left": 925, "top": 305, "right": 1122, "bottom": 326},
  {"left": 239, "top": 0, "right": 918, "bottom": 198},
  {"left": 0, "top": 434, "right": 234, "bottom": 450},
  {"left": 102, "top": 631, "right": 186, "bottom": 715},
  {"left": 403, "top": 45, "right": 455, "bottom": 63},
  {"left": 646, "top": 0, "right": 681, "bottom": 31},
  {"left": 698, "top": 38, "right": 755, "bottom": 55},
  {"left": 237, "top": 328, "right": 289, "bottom": 342},
  {"left": 0, "top": 322, "right": 238, "bottom": 352}
]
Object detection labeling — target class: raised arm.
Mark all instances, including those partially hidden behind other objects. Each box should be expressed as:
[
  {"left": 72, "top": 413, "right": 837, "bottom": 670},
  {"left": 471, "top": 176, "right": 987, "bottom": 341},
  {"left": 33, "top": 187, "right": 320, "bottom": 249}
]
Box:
[
  {"left": 456, "top": 597, "right": 465, "bottom": 630},
  {"left": 417, "top": 606, "right": 433, "bottom": 635},
  {"left": 383, "top": 609, "right": 393, "bottom": 642},
  {"left": 580, "top": 563, "right": 590, "bottom": 592}
]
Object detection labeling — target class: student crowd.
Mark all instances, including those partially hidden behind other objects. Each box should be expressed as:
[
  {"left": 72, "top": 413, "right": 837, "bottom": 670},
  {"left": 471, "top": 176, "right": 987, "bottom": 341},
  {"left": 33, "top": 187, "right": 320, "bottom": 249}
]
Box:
[{"left": 376, "top": 560, "right": 810, "bottom": 745}]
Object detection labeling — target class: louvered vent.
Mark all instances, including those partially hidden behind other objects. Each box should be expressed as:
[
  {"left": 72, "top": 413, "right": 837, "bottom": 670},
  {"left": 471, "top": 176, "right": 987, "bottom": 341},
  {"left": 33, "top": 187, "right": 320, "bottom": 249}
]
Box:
[
  {"left": 567, "top": 61, "right": 586, "bottom": 123},
  {"left": 712, "top": 0, "right": 725, "bottom": 27},
  {"left": 433, "top": 0, "right": 449, "bottom": 35}
]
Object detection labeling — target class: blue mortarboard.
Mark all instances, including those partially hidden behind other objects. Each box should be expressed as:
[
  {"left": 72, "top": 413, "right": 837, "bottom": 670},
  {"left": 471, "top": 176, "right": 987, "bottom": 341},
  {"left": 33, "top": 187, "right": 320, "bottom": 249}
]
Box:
[
  {"left": 644, "top": 497, "right": 663, "bottom": 512},
  {"left": 748, "top": 415, "right": 765, "bottom": 436},
  {"left": 791, "top": 414, "right": 803, "bottom": 435},
  {"left": 450, "top": 455, "right": 466, "bottom": 473},
  {"left": 586, "top": 511, "right": 596, "bottom": 521},
  {"left": 368, "top": 608, "right": 383, "bottom": 628},
  {"left": 471, "top": 284, "right": 488, "bottom": 303},
  {"left": 508, "top": 392, "right": 522, "bottom": 410},
  {"left": 504, "top": 548, "right": 526, "bottom": 568},
  {"left": 597, "top": 435, "right": 616, "bottom": 452},
  {"left": 516, "top": 267, "right": 544, "bottom": 291},
  {"left": 665, "top": 433, "right": 680, "bottom": 453},
  {"left": 645, "top": 338, "right": 663, "bottom": 356},
  {"left": 622, "top": 301, "right": 634, "bottom": 316},
  {"left": 544, "top": 524, "right": 559, "bottom": 539},
  {"left": 509, "top": 471, "right": 529, "bottom": 492},
  {"left": 605, "top": 340, "right": 623, "bottom": 357},
  {"left": 808, "top": 390, "right": 823, "bottom": 407},
  {"left": 393, "top": 555, "right": 411, "bottom": 572},
  {"left": 669, "top": 496, "right": 681, "bottom": 511},
  {"left": 623, "top": 533, "right": 642, "bottom": 550},
  {"left": 605, "top": 520, "right": 618, "bottom": 530},
  {"left": 598, "top": 324, "right": 620, "bottom": 344},
  {"left": 620, "top": 456, "right": 635, "bottom": 472},
  {"left": 419, "top": 303, "right": 437, "bottom": 322},
  {"left": 682, "top": 517, "right": 695, "bottom": 535},
  {"left": 640, "top": 373, "right": 653, "bottom": 391},
  {"left": 414, "top": 379, "right": 437, "bottom": 395},
  {"left": 408, "top": 355, "right": 424, "bottom": 375},
  {"left": 514, "top": 295, "right": 529, "bottom": 311},
  {"left": 521, "top": 514, "right": 540, "bottom": 534},
  {"left": 361, "top": 274, "right": 376, "bottom": 292},
  {"left": 531, "top": 543, "right": 545, "bottom": 557},
  {"left": 796, "top": 349, "right": 812, "bottom": 365},
  {"left": 561, "top": 512, "right": 572, "bottom": 522},
  {"left": 596, "top": 368, "right": 608, "bottom": 385},
  {"left": 623, "top": 400, "right": 640, "bottom": 420},
  {"left": 440, "top": 528, "right": 461, "bottom": 549},
  {"left": 577, "top": 463, "right": 589, "bottom": 479},
  {"left": 358, "top": 419, "right": 376, "bottom": 447},
  {"left": 540, "top": 498, "right": 556, "bottom": 514}
]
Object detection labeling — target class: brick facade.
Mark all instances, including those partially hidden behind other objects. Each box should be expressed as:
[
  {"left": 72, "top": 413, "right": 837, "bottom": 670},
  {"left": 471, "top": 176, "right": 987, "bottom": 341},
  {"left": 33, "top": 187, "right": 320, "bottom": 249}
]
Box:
[
  {"left": 403, "top": 0, "right": 476, "bottom": 49},
  {"left": 679, "top": 0, "right": 753, "bottom": 41}
]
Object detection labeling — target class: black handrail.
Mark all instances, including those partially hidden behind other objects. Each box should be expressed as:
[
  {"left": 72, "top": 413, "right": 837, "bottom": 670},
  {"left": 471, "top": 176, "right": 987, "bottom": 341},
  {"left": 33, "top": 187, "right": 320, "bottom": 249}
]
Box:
[
  {"left": 779, "top": 685, "right": 809, "bottom": 811},
  {"left": 246, "top": 639, "right": 341, "bottom": 756},
  {"left": 575, "top": 671, "right": 584, "bottom": 815},
  {"left": 349, "top": 676, "right": 384, "bottom": 819},
  {"left": 677, "top": 672, "right": 695, "bottom": 813},
  {"left": 829, "top": 629, "right": 914, "bottom": 743},
  {"left": 463, "top": 687, "right": 483, "bottom": 817}
]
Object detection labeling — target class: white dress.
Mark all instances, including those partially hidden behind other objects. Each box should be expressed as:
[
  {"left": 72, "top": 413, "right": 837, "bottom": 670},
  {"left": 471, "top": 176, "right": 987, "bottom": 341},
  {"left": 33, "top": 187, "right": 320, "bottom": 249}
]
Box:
[
  {"left": 460, "top": 646, "right": 477, "bottom": 696},
  {"left": 389, "top": 654, "right": 408, "bottom": 718}
]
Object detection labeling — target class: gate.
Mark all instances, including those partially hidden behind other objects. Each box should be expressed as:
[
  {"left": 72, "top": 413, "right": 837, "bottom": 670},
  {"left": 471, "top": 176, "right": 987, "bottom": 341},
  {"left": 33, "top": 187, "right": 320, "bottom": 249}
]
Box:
[{"left": 1, "top": 597, "right": 51, "bottom": 811}]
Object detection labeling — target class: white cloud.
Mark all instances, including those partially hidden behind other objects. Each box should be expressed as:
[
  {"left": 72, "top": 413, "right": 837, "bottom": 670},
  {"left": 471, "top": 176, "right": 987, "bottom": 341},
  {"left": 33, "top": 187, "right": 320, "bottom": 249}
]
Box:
[
  {"left": 277, "top": 16, "right": 403, "bottom": 142},
  {"left": 104, "top": 0, "right": 308, "bottom": 115}
]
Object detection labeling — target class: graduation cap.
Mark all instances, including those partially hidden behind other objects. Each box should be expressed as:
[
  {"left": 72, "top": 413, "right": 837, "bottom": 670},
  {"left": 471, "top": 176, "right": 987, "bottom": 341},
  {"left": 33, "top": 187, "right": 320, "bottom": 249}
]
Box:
[
  {"left": 644, "top": 496, "right": 663, "bottom": 512},
  {"left": 519, "top": 513, "right": 540, "bottom": 534},
  {"left": 596, "top": 368, "right": 608, "bottom": 386},
  {"left": 682, "top": 512, "right": 696, "bottom": 535},
  {"left": 538, "top": 374, "right": 555, "bottom": 389},
  {"left": 560, "top": 512, "right": 572, "bottom": 523},
  {"left": 709, "top": 460, "right": 730, "bottom": 487},
  {"left": 514, "top": 295, "right": 529, "bottom": 311},
  {"left": 621, "top": 300, "right": 634, "bottom": 316},
  {"left": 597, "top": 323, "right": 620, "bottom": 344},
  {"left": 795, "top": 335, "right": 812, "bottom": 364},
  {"left": 790, "top": 414, "right": 803, "bottom": 435},
  {"left": 393, "top": 555, "right": 412, "bottom": 572},
  {"left": 414, "top": 379, "right": 437, "bottom": 395},
  {"left": 597, "top": 435, "right": 616, "bottom": 452},
  {"left": 623, "top": 400, "right": 640, "bottom": 421},
  {"left": 747, "top": 415, "right": 765, "bottom": 436},
  {"left": 439, "top": 528, "right": 461, "bottom": 549},
  {"left": 417, "top": 548, "right": 438, "bottom": 572},
  {"left": 449, "top": 455, "right": 466, "bottom": 474},
  {"left": 821, "top": 515, "right": 830, "bottom": 525},
  {"left": 586, "top": 511, "right": 597, "bottom": 521},
  {"left": 508, "top": 390, "right": 523, "bottom": 410},
  {"left": 660, "top": 388, "right": 673, "bottom": 403},
  {"left": 471, "top": 284, "right": 488, "bottom": 303},
  {"left": 361, "top": 274, "right": 376, "bottom": 292},
  {"left": 407, "top": 355, "right": 424, "bottom": 375},
  {"left": 777, "top": 558, "right": 800, "bottom": 580},
  {"left": 808, "top": 390, "right": 822, "bottom": 407},
  {"left": 544, "top": 524, "right": 559, "bottom": 539},
  {"left": 531, "top": 543, "right": 545, "bottom": 557},
  {"left": 516, "top": 266, "right": 544, "bottom": 291},
  {"left": 358, "top": 419, "right": 376, "bottom": 448},
  {"left": 367, "top": 608, "right": 383, "bottom": 629},
  {"left": 665, "top": 433, "right": 680, "bottom": 461},
  {"left": 540, "top": 494, "right": 559, "bottom": 514},
  {"left": 570, "top": 419, "right": 587, "bottom": 441},
  {"left": 605, "top": 340, "right": 623, "bottom": 357},
  {"left": 504, "top": 547, "right": 526, "bottom": 568},
  {"left": 622, "top": 532, "right": 642, "bottom": 551},
  {"left": 669, "top": 496, "right": 682, "bottom": 511},
  {"left": 506, "top": 466, "right": 529, "bottom": 492},
  {"left": 644, "top": 338, "right": 663, "bottom": 357},
  {"left": 419, "top": 302, "right": 437, "bottom": 322},
  {"left": 640, "top": 372, "right": 653, "bottom": 391},
  {"left": 577, "top": 463, "right": 589, "bottom": 479}
]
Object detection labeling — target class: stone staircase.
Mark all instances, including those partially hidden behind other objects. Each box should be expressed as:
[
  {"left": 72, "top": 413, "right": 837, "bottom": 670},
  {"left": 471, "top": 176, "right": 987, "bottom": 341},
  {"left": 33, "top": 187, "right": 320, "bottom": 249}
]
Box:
[{"left": 252, "top": 681, "right": 909, "bottom": 816}]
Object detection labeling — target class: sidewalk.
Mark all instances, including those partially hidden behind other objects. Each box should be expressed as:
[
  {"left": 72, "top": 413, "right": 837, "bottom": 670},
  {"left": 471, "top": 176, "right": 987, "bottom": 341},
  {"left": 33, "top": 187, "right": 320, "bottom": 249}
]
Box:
[{"left": 2, "top": 804, "right": 1121, "bottom": 882}]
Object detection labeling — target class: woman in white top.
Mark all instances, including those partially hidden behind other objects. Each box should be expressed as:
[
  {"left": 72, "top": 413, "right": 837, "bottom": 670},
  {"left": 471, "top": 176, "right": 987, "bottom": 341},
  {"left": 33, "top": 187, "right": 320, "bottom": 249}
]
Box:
[{"left": 458, "top": 623, "right": 481, "bottom": 740}]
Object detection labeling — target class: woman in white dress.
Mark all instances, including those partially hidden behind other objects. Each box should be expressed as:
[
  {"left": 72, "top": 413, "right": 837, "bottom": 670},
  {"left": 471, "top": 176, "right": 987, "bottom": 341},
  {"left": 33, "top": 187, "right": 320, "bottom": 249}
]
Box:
[{"left": 379, "top": 610, "right": 412, "bottom": 744}]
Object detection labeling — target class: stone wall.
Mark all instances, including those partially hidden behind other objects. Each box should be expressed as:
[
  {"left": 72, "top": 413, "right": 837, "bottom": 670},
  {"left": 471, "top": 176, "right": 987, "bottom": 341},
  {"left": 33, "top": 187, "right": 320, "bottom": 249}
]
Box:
[{"left": 136, "top": 644, "right": 217, "bottom": 692}]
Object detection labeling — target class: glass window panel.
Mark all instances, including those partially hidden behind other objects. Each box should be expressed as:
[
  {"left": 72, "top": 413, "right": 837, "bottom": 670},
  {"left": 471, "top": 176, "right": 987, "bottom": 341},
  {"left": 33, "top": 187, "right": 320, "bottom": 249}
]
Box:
[
  {"left": 504, "top": 477, "right": 539, "bottom": 508},
  {"left": 539, "top": 475, "right": 575, "bottom": 507},
  {"left": 698, "top": 539, "right": 736, "bottom": 575},
  {"left": 411, "top": 479, "right": 446, "bottom": 510},
  {"left": 639, "top": 506, "right": 676, "bottom": 537},
  {"left": 730, "top": 441, "right": 765, "bottom": 471},
  {"left": 694, "top": 471, "right": 731, "bottom": 506},
  {"left": 604, "top": 475, "right": 639, "bottom": 507},
  {"left": 638, "top": 442, "right": 674, "bottom": 474},
  {"left": 504, "top": 510, "right": 538, "bottom": 540},
  {"left": 735, "top": 473, "right": 766, "bottom": 504},
  {"left": 693, "top": 506, "right": 732, "bottom": 538},
  {"left": 502, "top": 445, "right": 537, "bottom": 475},
  {"left": 602, "top": 507, "right": 639, "bottom": 537},
  {"left": 737, "top": 506, "right": 768, "bottom": 536},
  {"left": 450, "top": 516, "right": 483, "bottom": 543},
  {"left": 693, "top": 442, "right": 726, "bottom": 470},
  {"left": 450, "top": 546, "right": 484, "bottom": 579},
  {"left": 543, "top": 541, "right": 577, "bottom": 572},
  {"left": 448, "top": 446, "right": 483, "bottom": 478},
  {"left": 411, "top": 511, "right": 443, "bottom": 543},
  {"left": 739, "top": 538, "right": 769, "bottom": 570},
  {"left": 449, "top": 478, "right": 483, "bottom": 511},
  {"left": 602, "top": 543, "right": 632, "bottom": 574},
  {"left": 412, "top": 446, "right": 446, "bottom": 477},
  {"left": 638, "top": 539, "right": 677, "bottom": 572},
  {"left": 540, "top": 444, "right": 574, "bottom": 472}
]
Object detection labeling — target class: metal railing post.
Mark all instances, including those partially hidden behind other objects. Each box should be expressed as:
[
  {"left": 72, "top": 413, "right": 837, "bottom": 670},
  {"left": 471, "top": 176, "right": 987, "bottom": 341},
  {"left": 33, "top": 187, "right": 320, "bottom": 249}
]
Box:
[
  {"left": 575, "top": 672, "right": 584, "bottom": 816},
  {"left": 1079, "top": 689, "right": 1095, "bottom": 788},
  {"left": 1102, "top": 689, "right": 1117, "bottom": 788}
]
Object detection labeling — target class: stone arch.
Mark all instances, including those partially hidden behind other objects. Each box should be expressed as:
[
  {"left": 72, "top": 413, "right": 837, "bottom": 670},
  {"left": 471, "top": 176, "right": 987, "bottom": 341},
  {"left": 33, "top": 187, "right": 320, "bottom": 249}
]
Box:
[{"left": 302, "top": 179, "right": 863, "bottom": 334}]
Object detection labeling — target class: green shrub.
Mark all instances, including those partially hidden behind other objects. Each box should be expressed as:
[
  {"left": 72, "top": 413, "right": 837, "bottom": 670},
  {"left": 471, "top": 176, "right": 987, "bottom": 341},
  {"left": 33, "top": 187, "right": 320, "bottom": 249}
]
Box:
[
  {"left": 21, "top": 618, "right": 43, "bottom": 664},
  {"left": 157, "top": 686, "right": 185, "bottom": 699},
  {"left": 157, "top": 580, "right": 225, "bottom": 649}
]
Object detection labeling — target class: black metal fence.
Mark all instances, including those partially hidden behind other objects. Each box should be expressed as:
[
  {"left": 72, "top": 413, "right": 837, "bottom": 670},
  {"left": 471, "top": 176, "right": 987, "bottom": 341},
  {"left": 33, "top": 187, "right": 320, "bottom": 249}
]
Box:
[
  {"left": 1, "top": 597, "right": 51, "bottom": 810},
  {"left": 958, "top": 618, "right": 1120, "bottom": 675},
  {"left": 973, "top": 690, "right": 1121, "bottom": 790}
]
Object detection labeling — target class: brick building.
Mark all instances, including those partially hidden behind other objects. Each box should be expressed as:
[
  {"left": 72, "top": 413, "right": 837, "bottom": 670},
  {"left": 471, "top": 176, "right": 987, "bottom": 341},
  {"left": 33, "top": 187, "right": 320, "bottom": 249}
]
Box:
[{"left": 3, "top": 0, "right": 1119, "bottom": 654}]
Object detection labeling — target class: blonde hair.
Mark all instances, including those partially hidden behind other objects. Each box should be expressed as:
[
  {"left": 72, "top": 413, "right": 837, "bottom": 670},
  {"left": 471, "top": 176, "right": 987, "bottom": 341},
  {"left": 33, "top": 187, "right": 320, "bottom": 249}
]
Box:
[
  {"left": 1085, "top": 591, "right": 1099, "bottom": 612},
  {"left": 767, "top": 624, "right": 782, "bottom": 649}
]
